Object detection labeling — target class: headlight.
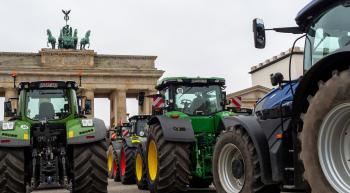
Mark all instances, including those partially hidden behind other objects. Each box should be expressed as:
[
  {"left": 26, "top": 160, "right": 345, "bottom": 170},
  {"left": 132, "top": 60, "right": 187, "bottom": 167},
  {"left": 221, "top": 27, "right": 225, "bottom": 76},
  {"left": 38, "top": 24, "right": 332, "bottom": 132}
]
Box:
[
  {"left": 2, "top": 122, "right": 15, "bottom": 130},
  {"left": 139, "top": 131, "right": 145, "bottom": 137},
  {"left": 81, "top": 119, "right": 94, "bottom": 127}
]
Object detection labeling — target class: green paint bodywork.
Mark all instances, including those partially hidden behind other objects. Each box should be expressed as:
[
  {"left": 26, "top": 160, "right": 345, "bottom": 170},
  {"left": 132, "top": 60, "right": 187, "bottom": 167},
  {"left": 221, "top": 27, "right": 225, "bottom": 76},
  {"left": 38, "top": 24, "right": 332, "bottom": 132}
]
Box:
[
  {"left": 0, "top": 86, "right": 97, "bottom": 144},
  {"left": 66, "top": 118, "right": 95, "bottom": 139},
  {"left": 190, "top": 111, "right": 235, "bottom": 179},
  {"left": 161, "top": 80, "right": 236, "bottom": 180},
  {"left": 0, "top": 120, "right": 31, "bottom": 141},
  {"left": 165, "top": 110, "right": 235, "bottom": 179}
]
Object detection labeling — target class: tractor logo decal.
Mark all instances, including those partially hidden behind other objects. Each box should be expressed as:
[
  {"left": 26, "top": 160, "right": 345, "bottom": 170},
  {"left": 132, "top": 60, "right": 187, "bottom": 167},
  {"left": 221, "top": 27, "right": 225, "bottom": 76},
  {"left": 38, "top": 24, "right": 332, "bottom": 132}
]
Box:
[{"left": 20, "top": 125, "right": 29, "bottom": 130}]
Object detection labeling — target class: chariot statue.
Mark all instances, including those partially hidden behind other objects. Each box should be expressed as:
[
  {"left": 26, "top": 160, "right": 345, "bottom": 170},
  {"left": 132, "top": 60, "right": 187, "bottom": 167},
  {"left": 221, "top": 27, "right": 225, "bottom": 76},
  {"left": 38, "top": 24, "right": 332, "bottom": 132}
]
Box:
[{"left": 46, "top": 10, "right": 91, "bottom": 50}]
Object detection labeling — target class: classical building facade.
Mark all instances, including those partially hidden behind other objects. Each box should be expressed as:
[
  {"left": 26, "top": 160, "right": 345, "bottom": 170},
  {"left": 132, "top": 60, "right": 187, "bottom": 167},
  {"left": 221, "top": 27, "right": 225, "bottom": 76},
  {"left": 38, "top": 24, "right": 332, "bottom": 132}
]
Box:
[
  {"left": 228, "top": 47, "right": 304, "bottom": 108},
  {"left": 227, "top": 85, "right": 271, "bottom": 109},
  {"left": 0, "top": 49, "right": 164, "bottom": 126},
  {"left": 250, "top": 47, "right": 304, "bottom": 88}
]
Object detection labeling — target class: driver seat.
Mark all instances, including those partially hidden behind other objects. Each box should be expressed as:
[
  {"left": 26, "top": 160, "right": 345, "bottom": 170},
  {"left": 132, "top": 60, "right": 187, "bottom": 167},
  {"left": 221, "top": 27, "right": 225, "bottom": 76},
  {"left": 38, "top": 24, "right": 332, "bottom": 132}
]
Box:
[{"left": 38, "top": 102, "right": 55, "bottom": 120}]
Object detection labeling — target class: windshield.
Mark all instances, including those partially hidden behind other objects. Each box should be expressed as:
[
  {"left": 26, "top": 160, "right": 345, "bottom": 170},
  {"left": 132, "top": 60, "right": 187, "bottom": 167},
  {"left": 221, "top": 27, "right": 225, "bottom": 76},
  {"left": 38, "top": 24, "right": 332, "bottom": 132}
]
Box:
[
  {"left": 304, "top": 4, "right": 350, "bottom": 71},
  {"left": 174, "top": 85, "right": 223, "bottom": 115},
  {"left": 26, "top": 89, "right": 70, "bottom": 121},
  {"left": 136, "top": 120, "right": 147, "bottom": 134}
]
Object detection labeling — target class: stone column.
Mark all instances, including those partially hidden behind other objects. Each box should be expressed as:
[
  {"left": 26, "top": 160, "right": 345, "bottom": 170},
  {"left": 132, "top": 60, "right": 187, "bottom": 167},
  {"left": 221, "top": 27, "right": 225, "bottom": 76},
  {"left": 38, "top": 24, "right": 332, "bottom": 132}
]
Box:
[
  {"left": 110, "top": 89, "right": 127, "bottom": 127},
  {"left": 82, "top": 89, "right": 94, "bottom": 118},
  {"left": 138, "top": 90, "right": 156, "bottom": 115}
]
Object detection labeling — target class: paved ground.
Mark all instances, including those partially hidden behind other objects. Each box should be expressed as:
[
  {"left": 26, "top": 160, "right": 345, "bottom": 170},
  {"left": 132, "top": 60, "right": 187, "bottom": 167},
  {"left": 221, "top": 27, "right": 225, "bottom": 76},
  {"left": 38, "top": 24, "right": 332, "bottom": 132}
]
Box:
[
  {"left": 32, "top": 180, "right": 303, "bottom": 193},
  {"left": 33, "top": 179, "right": 216, "bottom": 193}
]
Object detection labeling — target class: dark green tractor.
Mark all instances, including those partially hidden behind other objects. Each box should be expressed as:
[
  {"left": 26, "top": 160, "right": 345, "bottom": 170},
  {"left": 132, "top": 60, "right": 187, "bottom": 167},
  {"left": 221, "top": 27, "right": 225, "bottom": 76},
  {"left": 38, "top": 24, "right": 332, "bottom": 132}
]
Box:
[
  {"left": 145, "top": 77, "right": 236, "bottom": 193},
  {"left": 0, "top": 81, "right": 108, "bottom": 193},
  {"left": 107, "top": 115, "right": 150, "bottom": 185},
  {"left": 107, "top": 122, "right": 131, "bottom": 182}
]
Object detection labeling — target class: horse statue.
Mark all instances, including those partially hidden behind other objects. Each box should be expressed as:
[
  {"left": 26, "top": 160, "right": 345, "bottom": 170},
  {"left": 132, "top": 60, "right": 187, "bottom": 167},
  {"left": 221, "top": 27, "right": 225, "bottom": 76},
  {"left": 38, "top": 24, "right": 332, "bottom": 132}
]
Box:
[
  {"left": 80, "top": 30, "right": 91, "bottom": 50},
  {"left": 46, "top": 29, "right": 56, "bottom": 49}
]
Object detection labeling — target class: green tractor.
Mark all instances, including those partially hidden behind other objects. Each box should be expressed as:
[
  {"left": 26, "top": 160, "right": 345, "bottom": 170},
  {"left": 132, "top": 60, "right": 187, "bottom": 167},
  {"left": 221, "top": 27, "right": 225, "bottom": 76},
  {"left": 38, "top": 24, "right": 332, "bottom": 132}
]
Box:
[
  {"left": 146, "top": 77, "right": 235, "bottom": 193},
  {"left": 107, "top": 122, "right": 131, "bottom": 182},
  {"left": 107, "top": 115, "right": 150, "bottom": 184},
  {"left": 0, "top": 81, "right": 108, "bottom": 193}
]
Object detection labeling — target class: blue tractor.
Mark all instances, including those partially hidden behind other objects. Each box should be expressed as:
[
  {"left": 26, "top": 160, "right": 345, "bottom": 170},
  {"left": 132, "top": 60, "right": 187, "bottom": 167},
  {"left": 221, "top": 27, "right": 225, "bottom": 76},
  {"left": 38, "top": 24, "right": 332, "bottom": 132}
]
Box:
[{"left": 213, "top": 1, "right": 350, "bottom": 193}]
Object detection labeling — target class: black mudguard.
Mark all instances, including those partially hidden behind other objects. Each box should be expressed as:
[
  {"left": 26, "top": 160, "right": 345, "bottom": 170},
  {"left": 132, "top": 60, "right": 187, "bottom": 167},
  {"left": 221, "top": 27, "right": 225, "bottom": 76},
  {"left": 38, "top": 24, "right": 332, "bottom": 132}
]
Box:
[
  {"left": 68, "top": 118, "right": 107, "bottom": 145},
  {"left": 149, "top": 116, "right": 195, "bottom": 143},
  {"left": 294, "top": 45, "right": 350, "bottom": 118},
  {"left": 138, "top": 140, "right": 147, "bottom": 153},
  {"left": 221, "top": 115, "right": 273, "bottom": 184}
]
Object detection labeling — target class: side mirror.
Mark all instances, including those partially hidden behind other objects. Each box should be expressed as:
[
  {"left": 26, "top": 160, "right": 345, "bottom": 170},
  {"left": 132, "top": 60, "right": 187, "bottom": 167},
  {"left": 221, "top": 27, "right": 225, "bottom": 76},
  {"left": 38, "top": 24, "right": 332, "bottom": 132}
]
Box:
[
  {"left": 84, "top": 99, "right": 92, "bottom": 115},
  {"left": 270, "top": 72, "right": 284, "bottom": 86},
  {"left": 222, "top": 91, "right": 227, "bottom": 101},
  {"left": 221, "top": 91, "right": 228, "bottom": 106},
  {"left": 4, "top": 101, "right": 13, "bottom": 117},
  {"left": 253, "top": 18, "right": 266, "bottom": 49}
]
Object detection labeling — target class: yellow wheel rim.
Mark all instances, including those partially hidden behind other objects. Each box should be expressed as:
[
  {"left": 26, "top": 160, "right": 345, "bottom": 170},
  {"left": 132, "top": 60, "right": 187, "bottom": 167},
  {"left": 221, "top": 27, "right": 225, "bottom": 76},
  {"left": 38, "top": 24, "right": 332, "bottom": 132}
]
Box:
[
  {"left": 107, "top": 150, "right": 113, "bottom": 172},
  {"left": 136, "top": 153, "right": 143, "bottom": 182},
  {"left": 148, "top": 140, "right": 158, "bottom": 181}
]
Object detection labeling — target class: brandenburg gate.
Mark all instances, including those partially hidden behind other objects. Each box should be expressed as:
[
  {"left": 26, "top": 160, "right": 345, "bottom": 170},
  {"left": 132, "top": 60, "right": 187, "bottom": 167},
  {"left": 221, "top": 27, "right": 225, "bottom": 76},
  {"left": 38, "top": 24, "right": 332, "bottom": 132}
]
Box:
[{"left": 0, "top": 11, "right": 164, "bottom": 126}]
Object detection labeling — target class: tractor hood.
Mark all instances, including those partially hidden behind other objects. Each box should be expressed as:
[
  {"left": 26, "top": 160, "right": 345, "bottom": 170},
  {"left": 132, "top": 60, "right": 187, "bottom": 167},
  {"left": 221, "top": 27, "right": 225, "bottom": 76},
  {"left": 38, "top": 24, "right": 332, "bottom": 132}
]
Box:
[{"left": 256, "top": 81, "right": 299, "bottom": 111}]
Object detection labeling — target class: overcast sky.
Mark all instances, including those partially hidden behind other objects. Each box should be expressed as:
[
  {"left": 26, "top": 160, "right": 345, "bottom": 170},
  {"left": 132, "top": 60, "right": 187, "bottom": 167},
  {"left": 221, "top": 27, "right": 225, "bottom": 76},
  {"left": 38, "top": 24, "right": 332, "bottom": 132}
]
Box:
[{"left": 0, "top": 0, "right": 310, "bottom": 126}]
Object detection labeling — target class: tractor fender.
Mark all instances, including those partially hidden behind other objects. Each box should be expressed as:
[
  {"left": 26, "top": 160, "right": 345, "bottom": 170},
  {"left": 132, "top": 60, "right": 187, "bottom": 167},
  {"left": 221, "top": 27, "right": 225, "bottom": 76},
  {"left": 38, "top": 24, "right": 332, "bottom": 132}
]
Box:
[
  {"left": 221, "top": 115, "right": 273, "bottom": 184},
  {"left": 148, "top": 116, "right": 195, "bottom": 143},
  {"left": 294, "top": 46, "right": 350, "bottom": 118},
  {"left": 0, "top": 120, "right": 30, "bottom": 147},
  {"left": 68, "top": 118, "right": 107, "bottom": 145}
]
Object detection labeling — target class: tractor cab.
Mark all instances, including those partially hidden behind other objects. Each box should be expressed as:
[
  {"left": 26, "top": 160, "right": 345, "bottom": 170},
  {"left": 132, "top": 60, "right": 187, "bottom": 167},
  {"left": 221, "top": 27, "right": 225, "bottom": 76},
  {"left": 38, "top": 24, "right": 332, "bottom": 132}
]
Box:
[
  {"left": 300, "top": 2, "right": 350, "bottom": 71},
  {"left": 5, "top": 81, "right": 92, "bottom": 122},
  {"left": 254, "top": 0, "right": 350, "bottom": 74},
  {"left": 252, "top": 1, "right": 350, "bottom": 112},
  {"left": 128, "top": 115, "right": 150, "bottom": 137},
  {"left": 156, "top": 77, "right": 228, "bottom": 116}
]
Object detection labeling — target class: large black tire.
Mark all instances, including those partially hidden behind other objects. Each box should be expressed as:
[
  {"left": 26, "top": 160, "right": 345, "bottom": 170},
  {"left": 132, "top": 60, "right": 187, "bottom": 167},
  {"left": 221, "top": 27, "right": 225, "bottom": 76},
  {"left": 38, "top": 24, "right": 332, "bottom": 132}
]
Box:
[
  {"left": 213, "top": 128, "right": 280, "bottom": 193},
  {"left": 119, "top": 140, "right": 136, "bottom": 184},
  {"left": 107, "top": 145, "right": 115, "bottom": 179},
  {"left": 300, "top": 69, "right": 350, "bottom": 193},
  {"left": 0, "top": 148, "right": 26, "bottom": 193},
  {"left": 147, "top": 123, "right": 191, "bottom": 193},
  {"left": 135, "top": 144, "right": 148, "bottom": 190},
  {"left": 72, "top": 140, "right": 108, "bottom": 193},
  {"left": 189, "top": 176, "right": 212, "bottom": 188}
]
